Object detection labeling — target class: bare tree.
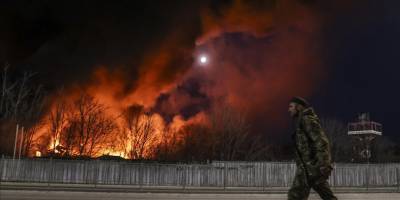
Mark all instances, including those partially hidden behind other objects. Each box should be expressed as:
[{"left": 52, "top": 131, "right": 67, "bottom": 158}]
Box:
[
  {"left": 0, "top": 64, "right": 46, "bottom": 156},
  {"left": 1, "top": 64, "right": 45, "bottom": 121},
  {"left": 320, "top": 118, "right": 351, "bottom": 162},
  {"left": 171, "top": 104, "right": 268, "bottom": 161},
  {"left": 108, "top": 123, "right": 129, "bottom": 157},
  {"left": 372, "top": 136, "right": 398, "bottom": 162},
  {"left": 60, "top": 93, "right": 117, "bottom": 157},
  {"left": 208, "top": 105, "right": 269, "bottom": 161},
  {"left": 48, "top": 91, "right": 68, "bottom": 153},
  {"left": 154, "top": 126, "right": 183, "bottom": 161},
  {"left": 0, "top": 63, "right": 17, "bottom": 120},
  {"left": 22, "top": 85, "right": 46, "bottom": 156},
  {"left": 22, "top": 122, "right": 44, "bottom": 156},
  {"left": 60, "top": 117, "right": 78, "bottom": 156},
  {"left": 180, "top": 124, "right": 211, "bottom": 161},
  {"left": 122, "top": 104, "right": 157, "bottom": 159}
]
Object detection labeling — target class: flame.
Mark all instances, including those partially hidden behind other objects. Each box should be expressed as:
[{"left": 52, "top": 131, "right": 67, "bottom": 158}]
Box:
[
  {"left": 30, "top": 71, "right": 191, "bottom": 159},
  {"left": 99, "top": 148, "right": 127, "bottom": 158},
  {"left": 27, "top": 0, "right": 324, "bottom": 159},
  {"left": 49, "top": 138, "right": 60, "bottom": 153},
  {"left": 35, "top": 151, "right": 41, "bottom": 157}
]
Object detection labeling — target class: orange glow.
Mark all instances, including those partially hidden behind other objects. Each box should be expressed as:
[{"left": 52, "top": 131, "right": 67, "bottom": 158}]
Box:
[
  {"left": 197, "top": 0, "right": 274, "bottom": 45},
  {"left": 99, "top": 148, "right": 127, "bottom": 158},
  {"left": 28, "top": 0, "right": 325, "bottom": 159},
  {"left": 49, "top": 138, "right": 60, "bottom": 152},
  {"left": 35, "top": 151, "right": 42, "bottom": 157},
  {"left": 32, "top": 67, "right": 194, "bottom": 159}
]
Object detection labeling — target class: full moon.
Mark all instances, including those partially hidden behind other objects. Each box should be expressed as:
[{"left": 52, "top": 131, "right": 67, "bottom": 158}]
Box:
[{"left": 200, "top": 56, "right": 207, "bottom": 64}]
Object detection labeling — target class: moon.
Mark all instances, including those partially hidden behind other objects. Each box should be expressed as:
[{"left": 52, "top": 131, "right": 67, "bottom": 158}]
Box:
[{"left": 199, "top": 55, "right": 208, "bottom": 64}]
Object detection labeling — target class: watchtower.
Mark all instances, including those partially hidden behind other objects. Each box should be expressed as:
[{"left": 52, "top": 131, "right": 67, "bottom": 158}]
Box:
[{"left": 348, "top": 113, "right": 382, "bottom": 163}]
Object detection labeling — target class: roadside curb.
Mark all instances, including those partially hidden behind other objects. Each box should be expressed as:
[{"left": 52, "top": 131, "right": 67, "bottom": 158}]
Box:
[{"left": 1, "top": 182, "right": 399, "bottom": 194}]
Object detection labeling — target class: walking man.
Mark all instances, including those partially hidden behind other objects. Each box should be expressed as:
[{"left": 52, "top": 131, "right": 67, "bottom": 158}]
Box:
[{"left": 288, "top": 97, "right": 337, "bottom": 200}]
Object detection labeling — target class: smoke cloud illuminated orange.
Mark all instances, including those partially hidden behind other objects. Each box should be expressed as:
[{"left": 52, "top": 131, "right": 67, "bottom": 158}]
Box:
[
  {"left": 195, "top": 0, "right": 325, "bottom": 128},
  {"left": 30, "top": 0, "right": 327, "bottom": 158}
]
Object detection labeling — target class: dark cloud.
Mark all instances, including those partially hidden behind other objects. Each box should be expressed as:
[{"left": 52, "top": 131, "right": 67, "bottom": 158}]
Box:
[{"left": 0, "top": 0, "right": 204, "bottom": 87}]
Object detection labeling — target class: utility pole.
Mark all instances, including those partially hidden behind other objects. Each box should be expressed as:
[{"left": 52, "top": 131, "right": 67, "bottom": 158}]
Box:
[
  {"left": 18, "top": 127, "right": 24, "bottom": 159},
  {"left": 13, "top": 124, "right": 19, "bottom": 159}
]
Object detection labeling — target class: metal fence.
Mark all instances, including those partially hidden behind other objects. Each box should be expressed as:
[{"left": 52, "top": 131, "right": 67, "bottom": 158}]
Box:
[{"left": 1, "top": 158, "right": 400, "bottom": 188}]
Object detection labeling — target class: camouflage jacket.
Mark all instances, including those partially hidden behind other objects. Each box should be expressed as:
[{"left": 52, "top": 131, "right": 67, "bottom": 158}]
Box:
[{"left": 292, "top": 107, "right": 332, "bottom": 175}]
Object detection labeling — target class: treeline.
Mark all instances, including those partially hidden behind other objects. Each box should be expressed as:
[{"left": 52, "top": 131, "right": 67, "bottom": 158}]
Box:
[
  {"left": 1, "top": 64, "right": 400, "bottom": 163},
  {"left": 44, "top": 92, "right": 273, "bottom": 161},
  {"left": 0, "top": 64, "right": 270, "bottom": 161},
  {"left": 0, "top": 64, "right": 46, "bottom": 156},
  {"left": 320, "top": 118, "right": 400, "bottom": 163}
]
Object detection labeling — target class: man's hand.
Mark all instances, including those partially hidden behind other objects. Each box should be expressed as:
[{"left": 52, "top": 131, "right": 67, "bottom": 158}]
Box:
[
  {"left": 306, "top": 162, "right": 332, "bottom": 182},
  {"left": 320, "top": 165, "right": 333, "bottom": 179}
]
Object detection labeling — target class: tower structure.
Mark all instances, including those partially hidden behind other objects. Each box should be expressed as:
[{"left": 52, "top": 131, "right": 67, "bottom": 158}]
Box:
[{"left": 348, "top": 113, "right": 382, "bottom": 163}]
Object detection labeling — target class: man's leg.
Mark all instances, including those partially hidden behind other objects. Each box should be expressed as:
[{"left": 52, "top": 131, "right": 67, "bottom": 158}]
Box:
[
  {"left": 312, "top": 179, "right": 337, "bottom": 200},
  {"left": 288, "top": 169, "right": 311, "bottom": 200}
]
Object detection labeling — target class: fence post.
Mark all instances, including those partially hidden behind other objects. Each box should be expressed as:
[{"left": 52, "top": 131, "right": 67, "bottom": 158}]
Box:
[
  {"left": 129, "top": 163, "right": 133, "bottom": 185},
  {"left": 94, "top": 160, "right": 98, "bottom": 188},
  {"left": 182, "top": 165, "right": 186, "bottom": 190},
  {"left": 85, "top": 160, "right": 89, "bottom": 185},
  {"left": 253, "top": 164, "right": 256, "bottom": 188},
  {"left": 223, "top": 164, "right": 227, "bottom": 190},
  {"left": 397, "top": 167, "right": 399, "bottom": 192},
  {"left": 366, "top": 164, "right": 369, "bottom": 191},
  {"left": 139, "top": 163, "right": 143, "bottom": 190},
  {"left": 0, "top": 155, "right": 4, "bottom": 184},
  {"left": 156, "top": 164, "right": 159, "bottom": 187},
  {"left": 332, "top": 163, "right": 336, "bottom": 189},
  {"left": 262, "top": 163, "right": 265, "bottom": 191},
  {"left": 48, "top": 158, "right": 53, "bottom": 186}
]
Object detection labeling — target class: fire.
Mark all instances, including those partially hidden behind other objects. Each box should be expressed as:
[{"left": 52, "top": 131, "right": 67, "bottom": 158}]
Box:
[
  {"left": 49, "top": 138, "right": 60, "bottom": 153},
  {"left": 29, "top": 70, "right": 193, "bottom": 159},
  {"left": 26, "top": 0, "right": 321, "bottom": 160},
  {"left": 99, "top": 148, "right": 127, "bottom": 158},
  {"left": 35, "top": 151, "right": 42, "bottom": 157}
]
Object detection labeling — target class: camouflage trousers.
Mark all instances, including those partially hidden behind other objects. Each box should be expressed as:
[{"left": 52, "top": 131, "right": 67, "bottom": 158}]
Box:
[{"left": 288, "top": 167, "right": 337, "bottom": 200}]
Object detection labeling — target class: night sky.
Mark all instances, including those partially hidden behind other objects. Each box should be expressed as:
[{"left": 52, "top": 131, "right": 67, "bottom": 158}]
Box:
[
  {"left": 1, "top": 0, "right": 400, "bottom": 143},
  {"left": 312, "top": 0, "right": 400, "bottom": 141}
]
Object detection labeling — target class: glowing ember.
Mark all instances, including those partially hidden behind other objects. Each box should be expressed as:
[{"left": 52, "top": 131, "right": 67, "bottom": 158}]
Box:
[{"left": 35, "top": 151, "right": 42, "bottom": 157}]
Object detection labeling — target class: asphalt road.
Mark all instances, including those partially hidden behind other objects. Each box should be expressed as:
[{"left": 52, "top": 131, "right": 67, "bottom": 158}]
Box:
[{"left": 2, "top": 190, "right": 400, "bottom": 200}]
